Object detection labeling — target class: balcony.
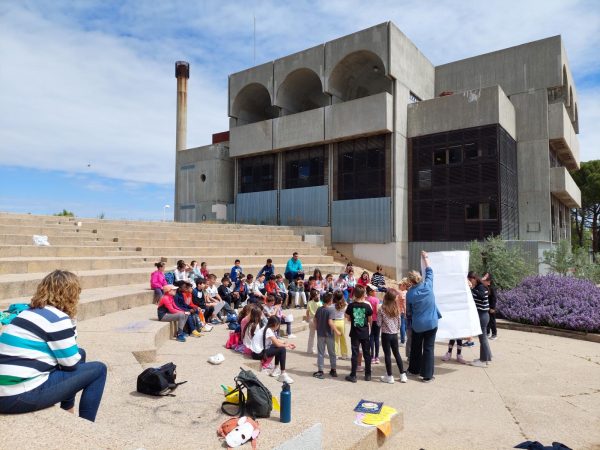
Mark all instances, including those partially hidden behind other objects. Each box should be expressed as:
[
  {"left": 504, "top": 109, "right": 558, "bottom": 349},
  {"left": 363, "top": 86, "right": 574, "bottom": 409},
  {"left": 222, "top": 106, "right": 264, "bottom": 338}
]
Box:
[
  {"left": 325, "top": 92, "right": 393, "bottom": 141},
  {"left": 550, "top": 167, "right": 581, "bottom": 208},
  {"left": 548, "top": 102, "right": 580, "bottom": 170},
  {"left": 229, "top": 119, "right": 273, "bottom": 157},
  {"left": 273, "top": 107, "right": 325, "bottom": 150}
]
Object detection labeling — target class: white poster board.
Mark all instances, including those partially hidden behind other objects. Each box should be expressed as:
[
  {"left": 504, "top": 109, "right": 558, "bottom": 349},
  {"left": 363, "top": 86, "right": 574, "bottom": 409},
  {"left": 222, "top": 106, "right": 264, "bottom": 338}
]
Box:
[{"left": 421, "top": 251, "right": 481, "bottom": 341}]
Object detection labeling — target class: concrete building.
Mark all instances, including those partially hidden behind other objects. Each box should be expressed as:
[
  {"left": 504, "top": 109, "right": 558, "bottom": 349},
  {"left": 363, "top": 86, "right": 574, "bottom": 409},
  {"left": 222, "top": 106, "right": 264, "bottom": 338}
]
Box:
[{"left": 175, "top": 22, "right": 581, "bottom": 278}]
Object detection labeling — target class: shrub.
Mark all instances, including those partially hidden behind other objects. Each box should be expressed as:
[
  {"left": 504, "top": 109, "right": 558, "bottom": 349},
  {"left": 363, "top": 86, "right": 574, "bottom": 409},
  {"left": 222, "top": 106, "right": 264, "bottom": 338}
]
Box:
[
  {"left": 497, "top": 274, "right": 600, "bottom": 333},
  {"left": 469, "top": 236, "right": 535, "bottom": 291},
  {"left": 54, "top": 209, "right": 75, "bottom": 217}
]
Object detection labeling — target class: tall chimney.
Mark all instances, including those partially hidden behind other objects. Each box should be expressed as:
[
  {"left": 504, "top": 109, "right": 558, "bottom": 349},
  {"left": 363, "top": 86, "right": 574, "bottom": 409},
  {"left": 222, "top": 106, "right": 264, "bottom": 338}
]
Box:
[{"left": 175, "top": 61, "right": 189, "bottom": 151}]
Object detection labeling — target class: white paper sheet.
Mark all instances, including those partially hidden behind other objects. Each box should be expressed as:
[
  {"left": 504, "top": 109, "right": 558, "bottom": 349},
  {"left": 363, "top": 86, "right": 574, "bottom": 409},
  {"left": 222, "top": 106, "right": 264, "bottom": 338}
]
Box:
[{"left": 420, "top": 251, "right": 482, "bottom": 341}]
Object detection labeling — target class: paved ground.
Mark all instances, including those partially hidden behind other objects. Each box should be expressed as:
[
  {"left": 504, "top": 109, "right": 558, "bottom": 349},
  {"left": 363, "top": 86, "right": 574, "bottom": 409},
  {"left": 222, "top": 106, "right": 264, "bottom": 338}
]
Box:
[{"left": 145, "top": 317, "right": 600, "bottom": 450}]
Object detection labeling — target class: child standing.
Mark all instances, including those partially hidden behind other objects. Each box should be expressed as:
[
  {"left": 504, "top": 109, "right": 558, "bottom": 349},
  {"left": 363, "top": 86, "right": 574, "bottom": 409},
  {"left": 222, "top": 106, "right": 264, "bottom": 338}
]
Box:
[
  {"left": 331, "top": 291, "right": 349, "bottom": 360},
  {"left": 378, "top": 290, "right": 408, "bottom": 384},
  {"left": 397, "top": 279, "right": 408, "bottom": 345},
  {"left": 441, "top": 339, "right": 466, "bottom": 364},
  {"left": 313, "top": 293, "right": 341, "bottom": 379},
  {"left": 344, "top": 285, "right": 373, "bottom": 383},
  {"left": 305, "top": 289, "right": 322, "bottom": 354},
  {"left": 366, "top": 285, "right": 381, "bottom": 364}
]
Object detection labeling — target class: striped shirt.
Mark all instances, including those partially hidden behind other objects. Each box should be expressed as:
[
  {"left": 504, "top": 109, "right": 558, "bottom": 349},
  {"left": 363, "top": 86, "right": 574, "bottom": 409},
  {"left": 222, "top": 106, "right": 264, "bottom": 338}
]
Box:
[
  {"left": 371, "top": 272, "right": 386, "bottom": 288},
  {"left": 0, "top": 306, "right": 81, "bottom": 396},
  {"left": 471, "top": 284, "right": 490, "bottom": 312}
]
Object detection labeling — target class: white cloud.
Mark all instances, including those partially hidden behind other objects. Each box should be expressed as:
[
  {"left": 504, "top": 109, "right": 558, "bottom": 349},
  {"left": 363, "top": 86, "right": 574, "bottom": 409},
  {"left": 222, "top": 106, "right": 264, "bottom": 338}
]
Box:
[{"left": 0, "top": 0, "right": 598, "bottom": 191}]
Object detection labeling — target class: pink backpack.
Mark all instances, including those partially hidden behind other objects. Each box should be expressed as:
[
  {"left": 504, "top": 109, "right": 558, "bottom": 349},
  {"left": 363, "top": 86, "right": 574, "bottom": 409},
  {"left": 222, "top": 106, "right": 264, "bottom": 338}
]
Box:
[{"left": 225, "top": 331, "right": 241, "bottom": 349}]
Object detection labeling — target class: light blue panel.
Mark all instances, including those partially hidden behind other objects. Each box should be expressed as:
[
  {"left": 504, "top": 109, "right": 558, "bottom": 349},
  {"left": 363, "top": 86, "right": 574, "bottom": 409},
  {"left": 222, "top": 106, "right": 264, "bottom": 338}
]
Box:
[
  {"left": 235, "top": 190, "right": 278, "bottom": 225},
  {"left": 226, "top": 203, "right": 235, "bottom": 223},
  {"left": 332, "top": 197, "right": 391, "bottom": 243},
  {"left": 280, "top": 185, "right": 328, "bottom": 226}
]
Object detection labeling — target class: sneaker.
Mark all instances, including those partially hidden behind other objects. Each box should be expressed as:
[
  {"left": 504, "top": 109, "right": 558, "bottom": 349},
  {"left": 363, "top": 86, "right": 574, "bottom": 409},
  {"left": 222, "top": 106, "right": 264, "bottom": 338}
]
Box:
[
  {"left": 380, "top": 375, "right": 394, "bottom": 384},
  {"left": 422, "top": 376, "right": 435, "bottom": 383},
  {"left": 287, "top": 334, "right": 297, "bottom": 339},
  {"left": 261, "top": 367, "right": 273, "bottom": 375},
  {"left": 345, "top": 375, "right": 357, "bottom": 383},
  {"left": 441, "top": 351, "right": 452, "bottom": 362},
  {"left": 373, "top": 357, "right": 380, "bottom": 364},
  {"left": 271, "top": 367, "right": 282, "bottom": 378},
  {"left": 329, "top": 369, "right": 338, "bottom": 378},
  {"left": 400, "top": 373, "right": 408, "bottom": 383},
  {"left": 210, "top": 319, "right": 220, "bottom": 325},
  {"left": 191, "top": 330, "right": 202, "bottom": 337},
  {"left": 357, "top": 365, "right": 365, "bottom": 372},
  {"left": 176, "top": 333, "right": 186, "bottom": 342},
  {"left": 201, "top": 325, "right": 213, "bottom": 332},
  {"left": 470, "top": 359, "right": 488, "bottom": 368},
  {"left": 456, "top": 355, "right": 467, "bottom": 364},
  {"left": 364, "top": 374, "right": 371, "bottom": 381},
  {"left": 278, "top": 373, "right": 294, "bottom": 384},
  {"left": 489, "top": 335, "right": 498, "bottom": 340},
  {"left": 312, "top": 371, "right": 324, "bottom": 379},
  {"left": 464, "top": 341, "right": 475, "bottom": 347}
]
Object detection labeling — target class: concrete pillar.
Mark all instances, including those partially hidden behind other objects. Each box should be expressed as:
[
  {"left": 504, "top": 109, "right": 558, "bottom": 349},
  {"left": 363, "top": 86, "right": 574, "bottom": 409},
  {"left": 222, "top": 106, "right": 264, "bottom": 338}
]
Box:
[{"left": 175, "top": 61, "right": 189, "bottom": 152}]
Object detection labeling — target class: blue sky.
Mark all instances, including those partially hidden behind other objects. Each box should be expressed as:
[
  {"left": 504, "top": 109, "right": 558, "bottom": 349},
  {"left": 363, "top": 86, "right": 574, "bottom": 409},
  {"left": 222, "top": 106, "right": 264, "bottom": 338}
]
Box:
[{"left": 1, "top": 0, "right": 599, "bottom": 220}]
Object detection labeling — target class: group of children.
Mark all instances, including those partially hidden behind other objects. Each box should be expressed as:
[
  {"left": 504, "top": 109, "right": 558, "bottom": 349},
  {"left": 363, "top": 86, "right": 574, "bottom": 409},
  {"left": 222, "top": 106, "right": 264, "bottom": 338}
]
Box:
[{"left": 149, "top": 256, "right": 497, "bottom": 385}]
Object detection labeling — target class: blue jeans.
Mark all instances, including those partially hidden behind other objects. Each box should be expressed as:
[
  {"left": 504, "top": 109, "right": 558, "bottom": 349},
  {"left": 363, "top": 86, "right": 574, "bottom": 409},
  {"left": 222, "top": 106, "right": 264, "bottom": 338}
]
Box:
[
  {"left": 0, "top": 348, "right": 107, "bottom": 422},
  {"left": 400, "top": 314, "right": 407, "bottom": 343}
]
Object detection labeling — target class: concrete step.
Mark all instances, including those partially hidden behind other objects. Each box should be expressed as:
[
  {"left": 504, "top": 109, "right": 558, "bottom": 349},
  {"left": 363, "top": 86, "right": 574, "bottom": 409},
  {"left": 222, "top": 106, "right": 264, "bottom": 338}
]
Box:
[
  {"left": 0, "top": 245, "right": 142, "bottom": 258},
  {"left": 0, "top": 234, "right": 113, "bottom": 246},
  {"left": 0, "top": 262, "right": 346, "bottom": 300},
  {"left": 0, "top": 254, "right": 335, "bottom": 275},
  {"left": 0, "top": 284, "right": 153, "bottom": 321}
]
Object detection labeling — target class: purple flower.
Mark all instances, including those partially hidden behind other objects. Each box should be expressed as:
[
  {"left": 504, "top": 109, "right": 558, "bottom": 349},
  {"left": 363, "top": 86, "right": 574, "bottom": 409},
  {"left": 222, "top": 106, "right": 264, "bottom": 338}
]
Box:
[{"left": 497, "top": 275, "right": 600, "bottom": 333}]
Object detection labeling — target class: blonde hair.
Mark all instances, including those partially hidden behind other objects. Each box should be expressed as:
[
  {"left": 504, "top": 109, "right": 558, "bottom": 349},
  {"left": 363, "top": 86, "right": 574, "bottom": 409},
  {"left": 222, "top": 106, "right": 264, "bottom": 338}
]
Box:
[
  {"left": 30, "top": 270, "right": 81, "bottom": 318},
  {"left": 381, "top": 291, "right": 400, "bottom": 318},
  {"left": 407, "top": 270, "right": 422, "bottom": 287}
]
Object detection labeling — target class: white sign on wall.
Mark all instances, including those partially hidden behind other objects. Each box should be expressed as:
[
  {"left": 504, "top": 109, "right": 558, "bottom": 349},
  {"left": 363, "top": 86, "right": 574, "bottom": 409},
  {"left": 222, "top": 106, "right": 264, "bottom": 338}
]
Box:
[{"left": 421, "top": 251, "right": 482, "bottom": 341}]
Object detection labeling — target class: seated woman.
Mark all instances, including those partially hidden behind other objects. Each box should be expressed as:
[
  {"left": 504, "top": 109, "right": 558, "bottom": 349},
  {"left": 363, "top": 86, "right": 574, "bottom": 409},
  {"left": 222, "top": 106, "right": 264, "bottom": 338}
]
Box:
[
  {"left": 157, "top": 284, "right": 189, "bottom": 342},
  {"left": 250, "top": 316, "right": 296, "bottom": 384},
  {"left": 150, "top": 261, "right": 167, "bottom": 304},
  {"left": 0, "top": 270, "right": 107, "bottom": 422}
]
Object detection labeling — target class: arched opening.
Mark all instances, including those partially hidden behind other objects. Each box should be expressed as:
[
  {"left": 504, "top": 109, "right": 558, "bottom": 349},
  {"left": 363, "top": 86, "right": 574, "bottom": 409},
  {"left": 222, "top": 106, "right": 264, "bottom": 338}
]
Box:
[
  {"left": 574, "top": 102, "right": 579, "bottom": 133},
  {"left": 328, "top": 50, "right": 392, "bottom": 103},
  {"left": 562, "top": 65, "right": 569, "bottom": 106},
  {"left": 231, "top": 83, "right": 277, "bottom": 125},
  {"left": 276, "top": 68, "right": 329, "bottom": 115},
  {"left": 569, "top": 86, "right": 573, "bottom": 109}
]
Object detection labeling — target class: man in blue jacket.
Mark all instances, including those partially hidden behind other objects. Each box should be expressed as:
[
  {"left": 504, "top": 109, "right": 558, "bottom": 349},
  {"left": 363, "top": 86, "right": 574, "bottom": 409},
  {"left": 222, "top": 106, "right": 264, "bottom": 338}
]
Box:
[{"left": 284, "top": 252, "right": 304, "bottom": 282}]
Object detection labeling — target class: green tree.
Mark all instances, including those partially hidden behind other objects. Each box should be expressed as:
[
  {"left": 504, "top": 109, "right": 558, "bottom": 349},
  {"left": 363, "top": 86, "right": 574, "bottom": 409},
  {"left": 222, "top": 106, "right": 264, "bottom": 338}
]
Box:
[
  {"left": 469, "top": 236, "right": 535, "bottom": 290},
  {"left": 54, "top": 209, "right": 74, "bottom": 217},
  {"left": 571, "top": 160, "right": 600, "bottom": 258},
  {"left": 542, "top": 239, "right": 588, "bottom": 275}
]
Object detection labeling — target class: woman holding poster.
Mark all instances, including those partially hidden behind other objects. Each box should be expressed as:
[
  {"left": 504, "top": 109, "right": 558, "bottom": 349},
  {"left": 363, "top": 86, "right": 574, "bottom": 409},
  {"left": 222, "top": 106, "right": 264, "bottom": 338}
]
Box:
[{"left": 406, "top": 251, "right": 441, "bottom": 383}]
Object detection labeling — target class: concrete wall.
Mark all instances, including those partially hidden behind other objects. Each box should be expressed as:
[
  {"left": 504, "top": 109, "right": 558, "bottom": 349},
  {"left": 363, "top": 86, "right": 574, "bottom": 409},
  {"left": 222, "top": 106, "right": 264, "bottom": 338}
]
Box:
[
  {"left": 229, "top": 61, "right": 274, "bottom": 117},
  {"left": 333, "top": 242, "right": 398, "bottom": 280},
  {"left": 325, "top": 92, "right": 393, "bottom": 141},
  {"left": 274, "top": 44, "right": 325, "bottom": 103},
  {"left": 510, "top": 89, "right": 551, "bottom": 242},
  {"left": 548, "top": 102, "right": 580, "bottom": 169},
  {"left": 389, "top": 23, "right": 435, "bottom": 101},
  {"left": 273, "top": 107, "right": 324, "bottom": 150},
  {"left": 435, "top": 36, "right": 563, "bottom": 96},
  {"left": 175, "top": 144, "right": 233, "bottom": 222},
  {"left": 550, "top": 167, "right": 581, "bottom": 208},
  {"left": 229, "top": 120, "right": 273, "bottom": 157},
  {"left": 407, "top": 85, "right": 516, "bottom": 139}
]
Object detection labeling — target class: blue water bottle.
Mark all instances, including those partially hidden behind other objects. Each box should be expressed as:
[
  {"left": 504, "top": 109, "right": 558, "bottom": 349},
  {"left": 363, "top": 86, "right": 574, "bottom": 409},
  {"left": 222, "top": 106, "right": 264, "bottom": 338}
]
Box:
[{"left": 280, "top": 382, "right": 291, "bottom": 423}]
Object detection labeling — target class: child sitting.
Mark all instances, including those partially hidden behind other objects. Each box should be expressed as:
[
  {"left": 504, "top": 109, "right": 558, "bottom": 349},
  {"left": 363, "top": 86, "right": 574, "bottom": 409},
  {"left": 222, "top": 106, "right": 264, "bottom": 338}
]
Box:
[
  {"left": 150, "top": 262, "right": 167, "bottom": 304},
  {"left": 371, "top": 265, "right": 387, "bottom": 292},
  {"left": 289, "top": 276, "right": 307, "bottom": 308},
  {"left": 265, "top": 275, "right": 283, "bottom": 304},
  {"left": 250, "top": 316, "right": 296, "bottom": 384},
  {"left": 313, "top": 293, "right": 341, "bottom": 379},
  {"left": 157, "top": 285, "right": 188, "bottom": 342},
  {"left": 174, "top": 280, "right": 203, "bottom": 337},
  {"left": 275, "top": 274, "right": 289, "bottom": 308}
]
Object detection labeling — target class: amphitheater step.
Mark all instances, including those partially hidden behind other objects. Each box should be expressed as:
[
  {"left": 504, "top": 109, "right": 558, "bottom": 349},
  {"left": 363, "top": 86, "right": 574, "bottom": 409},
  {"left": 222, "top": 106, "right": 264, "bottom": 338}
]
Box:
[{"left": 0, "top": 262, "right": 346, "bottom": 300}]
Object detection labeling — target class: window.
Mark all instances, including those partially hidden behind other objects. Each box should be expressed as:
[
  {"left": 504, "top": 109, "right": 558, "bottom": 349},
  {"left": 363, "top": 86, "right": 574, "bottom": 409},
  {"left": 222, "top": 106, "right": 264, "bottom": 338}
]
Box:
[
  {"left": 448, "top": 146, "right": 462, "bottom": 164},
  {"left": 336, "top": 135, "right": 387, "bottom": 200},
  {"left": 238, "top": 155, "right": 276, "bottom": 193},
  {"left": 464, "top": 143, "right": 479, "bottom": 159},
  {"left": 284, "top": 146, "right": 326, "bottom": 189},
  {"left": 433, "top": 149, "right": 447, "bottom": 165},
  {"left": 409, "top": 92, "right": 422, "bottom": 103},
  {"left": 465, "top": 202, "right": 498, "bottom": 221},
  {"left": 418, "top": 170, "right": 431, "bottom": 189}
]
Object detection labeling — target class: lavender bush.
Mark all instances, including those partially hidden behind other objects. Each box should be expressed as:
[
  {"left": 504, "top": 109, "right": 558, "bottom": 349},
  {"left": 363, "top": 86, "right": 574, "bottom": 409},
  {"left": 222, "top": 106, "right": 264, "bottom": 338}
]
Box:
[{"left": 497, "top": 274, "right": 600, "bottom": 333}]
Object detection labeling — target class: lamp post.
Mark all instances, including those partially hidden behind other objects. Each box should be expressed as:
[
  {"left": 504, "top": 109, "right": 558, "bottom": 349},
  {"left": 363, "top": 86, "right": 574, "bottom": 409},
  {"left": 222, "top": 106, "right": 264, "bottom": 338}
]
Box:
[{"left": 163, "top": 204, "right": 170, "bottom": 222}]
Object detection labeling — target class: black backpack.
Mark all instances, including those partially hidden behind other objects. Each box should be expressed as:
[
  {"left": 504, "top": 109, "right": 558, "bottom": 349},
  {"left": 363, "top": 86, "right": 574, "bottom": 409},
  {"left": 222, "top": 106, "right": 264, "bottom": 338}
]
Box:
[
  {"left": 221, "top": 368, "right": 273, "bottom": 418},
  {"left": 137, "top": 362, "right": 187, "bottom": 397}
]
